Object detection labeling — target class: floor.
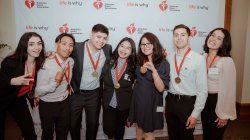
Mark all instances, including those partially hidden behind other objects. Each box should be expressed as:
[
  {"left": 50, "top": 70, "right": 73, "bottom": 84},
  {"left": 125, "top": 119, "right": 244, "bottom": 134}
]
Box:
[{"left": 4, "top": 112, "right": 250, "bottom": 140}]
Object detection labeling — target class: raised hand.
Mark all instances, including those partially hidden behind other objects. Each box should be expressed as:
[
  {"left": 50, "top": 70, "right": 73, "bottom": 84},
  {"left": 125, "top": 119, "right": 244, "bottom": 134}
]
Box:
[
  {"left": 143, "top": 62, "right": 156, "bottom": 72},
  {"left": 46, "top": 51, "right": 55, "bottom": 59},
  {"left": 55, "top": 67, "right": 66, "bottom": 84},
  {"left": 10, "top": 73, "right": 34, "bottom": 86}
]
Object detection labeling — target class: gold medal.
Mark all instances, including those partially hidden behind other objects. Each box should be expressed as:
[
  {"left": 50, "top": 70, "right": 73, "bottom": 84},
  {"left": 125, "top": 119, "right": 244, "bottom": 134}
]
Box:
[
  {"left": 27, "top": 91, "right": 34, "bottom": 99},
  {"left": 140, "top": 66, "right": 147, "bottom": 74},
  {"left": 175, "top": 77, "right": 181, "bottom": 84},
  {"left": 92, "top": 71, "right": 99, "bottom": 77},
  {"left": 114, "top": 82, "right": 120, "bottom": 89}
]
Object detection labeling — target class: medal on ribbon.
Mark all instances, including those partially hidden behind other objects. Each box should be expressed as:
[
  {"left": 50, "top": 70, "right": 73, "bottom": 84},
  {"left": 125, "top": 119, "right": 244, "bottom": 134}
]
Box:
[
  {"left": 114, "top": 60, "right": 127, "bottom": 89},
  {"left": 174, "top": 48, "right": 191, "bottom": 84},
  {"left": 140, "top": 59, "right": 147, "bottom": 74},
  {"left": 55, "top": 55, "right": 74, "bottom": 94},
  {"left": 86, "top": 42, "right": 101, "bottom": 78}
]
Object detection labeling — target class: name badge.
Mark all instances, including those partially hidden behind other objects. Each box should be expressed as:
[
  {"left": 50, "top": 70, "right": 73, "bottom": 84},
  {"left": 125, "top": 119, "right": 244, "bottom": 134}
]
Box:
[
  {"left": 156, "top": 106, "right": 164, "bottom": 112},
  {"left": 124, "top": 74, "right": 131, "bottom": 81},
  {"left": 208, "top": 67, "right": 219, "bottom": 75}
]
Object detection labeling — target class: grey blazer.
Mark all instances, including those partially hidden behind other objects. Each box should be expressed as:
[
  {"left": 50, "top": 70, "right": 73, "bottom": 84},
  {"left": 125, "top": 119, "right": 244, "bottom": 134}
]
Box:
[{"left": 70, "top": 39, "right": 112, "bottom": 93}]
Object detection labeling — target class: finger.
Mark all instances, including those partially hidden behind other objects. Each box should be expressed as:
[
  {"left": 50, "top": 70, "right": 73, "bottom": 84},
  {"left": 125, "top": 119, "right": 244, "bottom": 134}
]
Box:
[
  {"left": 186, "top": 120, "right": 190, "bottom": 127},
  {"left": 62, "top": 67, "right": 67, "bottom": 73},
  {"left": 22, "top": 73, "right": 32, "bottom": 78},
  {"left": 23, "top": 79, "right": 34, "bottom": 84},
  {"left": 22, "top": 80, "right": 30, "bottom": 85},
  {"left": 24, "top": 78, "right": 34, "bottom": 82},
  {"left": 214, "top": 118, "right": 219, "bottom": 122}
]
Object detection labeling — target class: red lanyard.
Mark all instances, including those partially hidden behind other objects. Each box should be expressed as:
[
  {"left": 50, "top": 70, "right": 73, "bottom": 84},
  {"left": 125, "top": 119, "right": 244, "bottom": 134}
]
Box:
[
  {"left": 86, "top": 42, "right": 101, "bottom": 72},
  {"left": 115, "top": 60, "right": 127, "bottom": 82},
  {"left": 54, "top": 55, "right": 70, "bottom": 84},
  {"left": 25, "top": 62, "right": 36, "bottom": 91},
  {"left": 206, "top": 55, "right": 218, "bottom": 73},
  {"left": 174, "top": 48, "right": 191, "bottom": 77}
]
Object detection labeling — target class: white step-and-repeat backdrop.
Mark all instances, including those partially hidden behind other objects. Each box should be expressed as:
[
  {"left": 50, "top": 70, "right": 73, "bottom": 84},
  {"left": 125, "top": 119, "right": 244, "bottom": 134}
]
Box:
[{"left": 15, "top": 0, "right": 225, "bottom": 139}]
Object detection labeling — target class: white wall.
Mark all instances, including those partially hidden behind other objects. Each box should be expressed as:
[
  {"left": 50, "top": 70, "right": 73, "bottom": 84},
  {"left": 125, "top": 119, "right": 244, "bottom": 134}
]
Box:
[
  {"left": 231, "top": 0, "right": 250, "bottom": 103},
  {"left": 241, "top": 1, "right": 250, "bottom": 103},
  {"left": 0, "top": 0, "right": 16, "bottom": 63}
]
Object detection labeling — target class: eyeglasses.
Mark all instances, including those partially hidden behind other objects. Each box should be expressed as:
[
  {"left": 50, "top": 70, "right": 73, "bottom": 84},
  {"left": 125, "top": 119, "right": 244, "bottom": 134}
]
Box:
[
  {"left": 140, "top": 43, "right": 152, "bottom": 48},
  {"left": 209, "top": 34, "right": 224, "bottom": 41}
]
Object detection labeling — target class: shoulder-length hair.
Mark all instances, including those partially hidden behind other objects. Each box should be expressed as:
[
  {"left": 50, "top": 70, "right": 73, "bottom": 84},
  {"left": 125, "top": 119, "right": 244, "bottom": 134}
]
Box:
[
  {"left": 9, "top": 32, "right": 46, "bottom": 70},
  {"left": 137, "top": 32, "right": 164, "bottom": 67},
  {"left": 111, "top": 37, "right": 137, "bottom": 81},
  {"left": 203, "top": 28, "right": 231, "bottom": 57}
]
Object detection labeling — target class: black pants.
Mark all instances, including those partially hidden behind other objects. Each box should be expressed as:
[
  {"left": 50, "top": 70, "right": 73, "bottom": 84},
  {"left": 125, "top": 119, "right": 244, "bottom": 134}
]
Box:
[
  {"left": 165, "top": 92, "right": 196, "bottom": 140},
  {"left": 0, "top": 95, "right": 36, "bottom": 140},
  {"left": 70, "top": 89, "right": 101, "bottom": 140},
  {"left": 39, "top": 98, "right": 70, "bottom": 140},
  {"left": 201, "top": 94, "right": 228, "bottom": 140},
  {"left": 102, "top": 106, "right": 129, "bottom": 140}
]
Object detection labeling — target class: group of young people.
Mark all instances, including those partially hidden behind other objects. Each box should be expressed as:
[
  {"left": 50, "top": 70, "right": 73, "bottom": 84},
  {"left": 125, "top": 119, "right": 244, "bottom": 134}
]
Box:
[{"left": 0, "top": 23, "right": 236, "bottom": 140}]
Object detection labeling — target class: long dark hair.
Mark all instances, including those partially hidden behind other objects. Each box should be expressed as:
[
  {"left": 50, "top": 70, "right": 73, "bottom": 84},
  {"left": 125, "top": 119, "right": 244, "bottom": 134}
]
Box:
[
  {"left": 203, "top": 28, "right": 231, "bottom": 57},
  {"left": 111, "top": 37, "right": 137, "bottom": 81},
  {"left": 137, "top": 32, "right": 164, "bottom": 67},
  {"left": 8, "top": 32, "right": 46, "bottom": 70}
]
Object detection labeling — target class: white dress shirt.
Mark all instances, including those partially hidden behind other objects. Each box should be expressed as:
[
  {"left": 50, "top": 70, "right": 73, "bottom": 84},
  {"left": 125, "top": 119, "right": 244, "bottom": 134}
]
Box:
[
  {"left": 35, "top": 53, "right": 74, "bottom": 102},
  {"left": 167, "top": 50, "right": 208, "bottom": 118}
]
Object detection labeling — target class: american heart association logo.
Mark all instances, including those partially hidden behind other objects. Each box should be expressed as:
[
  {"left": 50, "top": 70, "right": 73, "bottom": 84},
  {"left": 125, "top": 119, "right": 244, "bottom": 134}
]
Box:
[
  {"left": 126, "top": 23, "right": 136, "bottom": 35},
  {"left": 25, "top": 0, "right": 35, "bottom": 9},
  {"left": 59, "top": 24, "right": 69, "bottom": 33},
  {"left": 159, "top": 1, "right": 168, "bottom": 11},
  {"left": 93, "top": 0, "right": 103, "bottom": 10},
  {"left": 190, "top": 27, "right": 197, "bottom": 37}
]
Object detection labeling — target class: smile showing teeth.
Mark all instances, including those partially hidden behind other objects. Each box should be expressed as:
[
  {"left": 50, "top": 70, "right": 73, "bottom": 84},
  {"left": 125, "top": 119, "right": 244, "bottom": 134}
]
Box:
[{"left": 209, "top": 42, "right": 216, "bottom": 47}]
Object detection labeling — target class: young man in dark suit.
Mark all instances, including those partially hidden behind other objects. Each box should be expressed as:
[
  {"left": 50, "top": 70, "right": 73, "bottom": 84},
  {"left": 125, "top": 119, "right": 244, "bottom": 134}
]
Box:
[{"left": 70, "top": 24, "right": 112, "bottom": 140}]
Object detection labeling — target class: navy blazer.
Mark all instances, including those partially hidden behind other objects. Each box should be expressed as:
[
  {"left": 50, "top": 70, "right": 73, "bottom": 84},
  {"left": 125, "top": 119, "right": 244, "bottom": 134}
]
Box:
[
  {"left": 70, "top": 39, "right": 112, "bottom": 94},
  {"left": 102, "top": 63, "right": 134, "bottom": 111}
]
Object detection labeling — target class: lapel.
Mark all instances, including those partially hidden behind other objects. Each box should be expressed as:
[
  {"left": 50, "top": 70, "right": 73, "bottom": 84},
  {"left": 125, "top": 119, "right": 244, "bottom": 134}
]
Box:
[{"left": 78, "top": 40, "right": 87, "bottom": 74}]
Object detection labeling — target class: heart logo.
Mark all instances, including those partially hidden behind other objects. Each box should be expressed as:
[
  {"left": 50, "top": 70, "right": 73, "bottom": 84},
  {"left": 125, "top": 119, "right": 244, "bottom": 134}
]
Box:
[
  {"left": 190, "top": 27, "right": 197, "bottom": 37},
  {"left": 126, "top": 23, "right": 136, "bottom": 35},
  {"left": 93, "top": 0, "right": 103, "bottom": 10},
  {"left": 159, "top": 1, "right": 168, "bottom": 11},
  {"left": 59, "top": 24, "right": 69, "bottom": 33},
  {"left": 25, "top": 0, "right": 35, "bottom": 9}
]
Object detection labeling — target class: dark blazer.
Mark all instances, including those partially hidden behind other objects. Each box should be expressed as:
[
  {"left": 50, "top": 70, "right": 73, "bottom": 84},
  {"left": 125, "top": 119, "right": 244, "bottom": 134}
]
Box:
[
  {"left": 0, "top": 57, "right": 33, "bottom": 111},
  {"left": 102, "top": 63, "right": 134, "bottom": 111},
  {"left": 70, "top": 39, "right": 112, "bottom": 93}
]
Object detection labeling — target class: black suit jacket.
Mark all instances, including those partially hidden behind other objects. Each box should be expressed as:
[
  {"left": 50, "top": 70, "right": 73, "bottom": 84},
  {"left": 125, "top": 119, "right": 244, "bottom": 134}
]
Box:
[
  {"left": 70, "top": 39, "right": 112, "bottom": 93},
  {"left": 102, "top": 63, "right": 134, "bottom": 111},
  {"left": 0, "top": 57, "right": 38, "bottom": 111}
]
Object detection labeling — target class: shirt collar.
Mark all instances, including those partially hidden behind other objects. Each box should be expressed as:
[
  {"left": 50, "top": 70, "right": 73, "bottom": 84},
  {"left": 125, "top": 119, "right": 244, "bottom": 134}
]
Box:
[
  {"left": 175, "top": 48, "right": 192, "bottom": 59},
  {"left": 55, "top": 53, "right": 69, "bottom": 65}
]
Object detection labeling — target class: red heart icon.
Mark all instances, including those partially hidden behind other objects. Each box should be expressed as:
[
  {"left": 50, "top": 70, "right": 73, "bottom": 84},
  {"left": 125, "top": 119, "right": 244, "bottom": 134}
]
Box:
[
  {"left": 159, "top": 1, "right": 168, "bottom": 11},
  {"left": 93, "top": 0, "right": 103, "bottom": 10},
  {"left": 59, "top": 24, "right": 69, "bottom": 33},
  {"left": 126, "top": 24, "right": 136, "bottom": 34},
  {"left": 191, "top": 27, "right": 197, "bottom": 37},
  {"left": 25, "top": 0, "right": 35, "bottom": 9}
]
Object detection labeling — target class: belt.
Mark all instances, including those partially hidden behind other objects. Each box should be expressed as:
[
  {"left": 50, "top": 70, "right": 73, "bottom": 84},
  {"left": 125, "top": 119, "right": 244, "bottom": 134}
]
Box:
[
  {"left": 80, "top": 88, "right": 99, "bottom": 93},
  {"left": 168, "top": 92, "right": 196, "bottom": 100}
]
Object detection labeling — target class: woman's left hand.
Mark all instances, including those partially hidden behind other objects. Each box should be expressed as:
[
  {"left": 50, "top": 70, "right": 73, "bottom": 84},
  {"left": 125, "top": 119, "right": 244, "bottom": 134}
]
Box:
[{"left": 215, "top": 118, "right": 228, "bottom": 128}]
